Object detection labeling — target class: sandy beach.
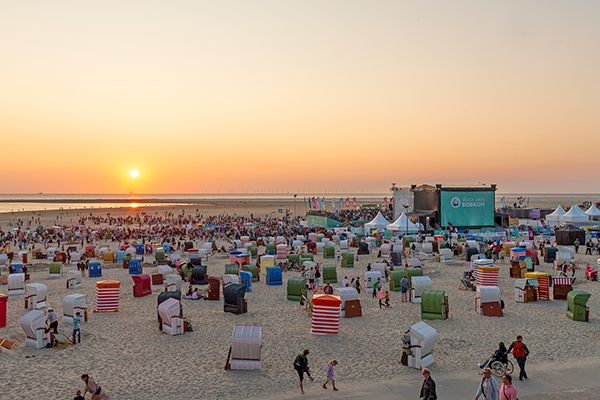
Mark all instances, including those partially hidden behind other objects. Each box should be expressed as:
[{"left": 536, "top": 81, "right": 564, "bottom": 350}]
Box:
[{"left": 2, "top": 204, "right": 600, "bottom": 399}]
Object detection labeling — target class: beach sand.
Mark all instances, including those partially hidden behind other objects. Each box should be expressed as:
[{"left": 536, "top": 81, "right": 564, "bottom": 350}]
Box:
[{"left": 1, "top": 205, "right": 600, "bottom": 399}]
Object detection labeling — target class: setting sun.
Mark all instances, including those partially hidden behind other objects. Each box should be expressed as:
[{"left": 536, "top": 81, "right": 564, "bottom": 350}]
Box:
[
  {"left": 129, "top": 169, "right": 139, "bottom": 179},
  {"left": 129, "top": 202, "right": 139, "bottom": 209}
]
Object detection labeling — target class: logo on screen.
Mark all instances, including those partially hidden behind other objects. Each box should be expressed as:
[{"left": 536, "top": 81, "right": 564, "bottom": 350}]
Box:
[{"left": 450, "top": 197, "right": 461, "bottom": 208}]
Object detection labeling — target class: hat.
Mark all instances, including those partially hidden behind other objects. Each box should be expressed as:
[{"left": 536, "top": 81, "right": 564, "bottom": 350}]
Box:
[{"left": 47, "top": 307, "right": 53, "bottom": 311}]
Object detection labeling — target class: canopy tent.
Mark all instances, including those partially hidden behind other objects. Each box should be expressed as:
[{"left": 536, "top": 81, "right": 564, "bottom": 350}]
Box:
[
  {"left": 562, "top": 204, "right": 589, "bottom": 223},
  {"left": 555, "top": 224, "right": 586, "bottom": 246},
  {"left": 386, "top": 212, "right": 419, "bottom": 233},
  {"left": 585, "top": 204, "right": 600, "bottom": 220},
  {"left": 545, "top": 205, "right": 566, "bottom": 226},
  {"left": 364, "top": 212, "right": 390, "bottom": 234}
]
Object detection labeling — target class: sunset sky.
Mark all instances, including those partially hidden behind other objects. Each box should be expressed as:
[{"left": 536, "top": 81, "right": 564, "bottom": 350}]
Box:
[{"left": 1, "top": 1, "right": 599, "bottom": 194}]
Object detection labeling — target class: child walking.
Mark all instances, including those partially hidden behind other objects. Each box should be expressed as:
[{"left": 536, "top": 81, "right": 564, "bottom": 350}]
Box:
[
  {"left": 384, "top": 290, "right": 390, "bottom": 308},
  {"left": 322, "top": 359, "right": 338, "bottom": 391},
  {"left": 378, "top": 288, "right": 384, "bottom": 309}
]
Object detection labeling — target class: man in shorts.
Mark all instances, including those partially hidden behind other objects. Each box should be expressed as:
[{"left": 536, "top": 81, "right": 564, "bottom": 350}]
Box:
[{"left": 294, "top": 349, "right": 314, "bottom": 394}]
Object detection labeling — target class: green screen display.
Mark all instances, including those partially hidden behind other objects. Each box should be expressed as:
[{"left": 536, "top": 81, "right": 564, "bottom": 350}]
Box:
[{"left": 440, "top": 191, "right": 495, "bottom": 227}]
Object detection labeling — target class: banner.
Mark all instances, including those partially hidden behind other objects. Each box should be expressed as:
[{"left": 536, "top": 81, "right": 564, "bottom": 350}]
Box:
[
  {"left": 528, "top": 209, "right": 541, "bottom": 219},
  {"left": 439, "top": 190, "right": 495, "bottom": 227}
]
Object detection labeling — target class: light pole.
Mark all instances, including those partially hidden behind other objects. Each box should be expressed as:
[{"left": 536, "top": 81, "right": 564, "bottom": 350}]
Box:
[{"left": 403, "top": 203, "right": 409, "bottom": 238}]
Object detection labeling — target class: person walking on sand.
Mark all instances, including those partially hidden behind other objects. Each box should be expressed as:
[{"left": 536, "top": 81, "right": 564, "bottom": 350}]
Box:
[
  {"left": 384, "top": 290, "right": 390, "bottom": 308},
  {"left": 46, "top": 307, "right": 58, "bottom": 334},
  {"left": 72, "top": 311, "right": 82, "bottom": 344},
  {"left": 81, "top": 374, "right": 108, "bottom": 399},
  {"left": 322, "top": 359, "right": 339, "bottom": 391},
  {"left": 507, "top": 335, "right": 529, "bottom": 381},
  {"left": 475, "top": 367, "right": 499, "bottom": 400},
  {"left": 574, "top": 237, "right": 580, "bottom": 253},
  {"left": 372, "top": 277, "right": 380, "bottom": 298},
  {"left": 314, "top": 265, "right": 321, "bottom": 289},
  {"left": 419, "top": 368, "right": 437, "bottom": 400},
  {"left": 499, "top": 374, "right": 518, "bottom": 400},
  {"left": 354, "top": 277, "right": 361, "bottom": 294},
  {"left": 378, "top": 288, "right": 384, "bottom": 309},
  {"left": 294, "top": 349, "right": 314, "bottom": 394}
]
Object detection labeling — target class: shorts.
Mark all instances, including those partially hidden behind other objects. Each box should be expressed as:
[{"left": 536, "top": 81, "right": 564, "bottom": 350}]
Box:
[{"left": 296, "top": 369, "right": 305, "bottom": 382}]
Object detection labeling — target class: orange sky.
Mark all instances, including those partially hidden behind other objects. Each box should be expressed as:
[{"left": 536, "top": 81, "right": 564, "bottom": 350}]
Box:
[{"left": 1, "top": 1, "right": 599, "bottom": 194}]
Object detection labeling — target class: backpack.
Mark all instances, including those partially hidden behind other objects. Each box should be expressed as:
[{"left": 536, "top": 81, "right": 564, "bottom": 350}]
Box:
[
  {"left": 293, "top": 355, "right": 304, "bottom": 370},
  {"left": 512, "top": 342, "right": 526, "bottom": 358}
]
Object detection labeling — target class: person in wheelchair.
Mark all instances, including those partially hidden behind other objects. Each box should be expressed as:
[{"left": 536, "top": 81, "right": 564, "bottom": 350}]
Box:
[{"left": 480, "top": 342, "right": 508, "bottom": 368}]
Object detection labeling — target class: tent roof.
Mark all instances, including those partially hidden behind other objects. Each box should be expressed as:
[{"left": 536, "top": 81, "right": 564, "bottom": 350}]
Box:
[
  {"left": 546, "top": 205, "right": 566, "bottom": 217},
  {"left": 386, "top": 212, "right": 419, "bottom": 232},
  {"left": 555, "top": 224, "right": 585, "bottom": 233},
  {"left": 564, "top": 204, "right": 589, "bottom": 218},
  {"left": 364, "top": 211, "right": 390, "bottom": 228},
  {"left": 585, "top": 204, "right": 600, "bottom": 216}
]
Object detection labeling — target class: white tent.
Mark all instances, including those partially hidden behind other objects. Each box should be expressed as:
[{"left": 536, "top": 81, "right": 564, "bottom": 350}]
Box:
[
  {"left": 562, "top": 204, "right": 589, "bottom": 223},
  {"left": 585, "top": 204, "right": 600, "bottom": 219},
  {"left": 364, "top": 212, "right": 390, "bottom": 233},
  {"left": 545, "top": 205, "right": 567, "bottom": 226},
  {"left": 386, "top": 212, "right": 419, "bottom": 233}
]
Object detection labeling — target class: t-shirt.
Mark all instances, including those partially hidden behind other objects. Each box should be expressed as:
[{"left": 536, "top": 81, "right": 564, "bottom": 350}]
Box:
[
  {"left": 47, "top": 311, "right": 57, "bottom": 324},
  {"left": 400, "top": 278, "right": 409, "bottom": 291},
  {"left": 73, "top": 316, "right": 81, "bottom": 330}
]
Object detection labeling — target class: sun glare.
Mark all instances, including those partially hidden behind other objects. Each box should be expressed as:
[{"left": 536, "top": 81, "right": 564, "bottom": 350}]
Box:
[
  {"left": 129, "top": 169, "right": 139, "bottom": 178},
  {"left": 129, "top": 202, "right": 139, "bottom": 209}
]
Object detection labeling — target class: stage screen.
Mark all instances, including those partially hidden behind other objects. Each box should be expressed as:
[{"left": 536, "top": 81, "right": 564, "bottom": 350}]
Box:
[{"left": 440, "top": 190, "right": 495, "bottom": 227}]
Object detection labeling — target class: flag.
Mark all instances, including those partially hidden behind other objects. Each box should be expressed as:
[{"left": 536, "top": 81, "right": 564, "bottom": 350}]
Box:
[
  {"left": 339, "top": 198, "right": 344, "bottom": 208},
  {"left": 345, "top": 198, "right": 350, "bottom": 208},
  {"left": 352, "top": 197, "right": 357, "bottom": 209}
]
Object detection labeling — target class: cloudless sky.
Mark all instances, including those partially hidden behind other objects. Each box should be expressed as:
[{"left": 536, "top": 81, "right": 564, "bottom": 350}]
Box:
[{"left": 1, "top": 1, "right": 599, "bottom": 194}]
